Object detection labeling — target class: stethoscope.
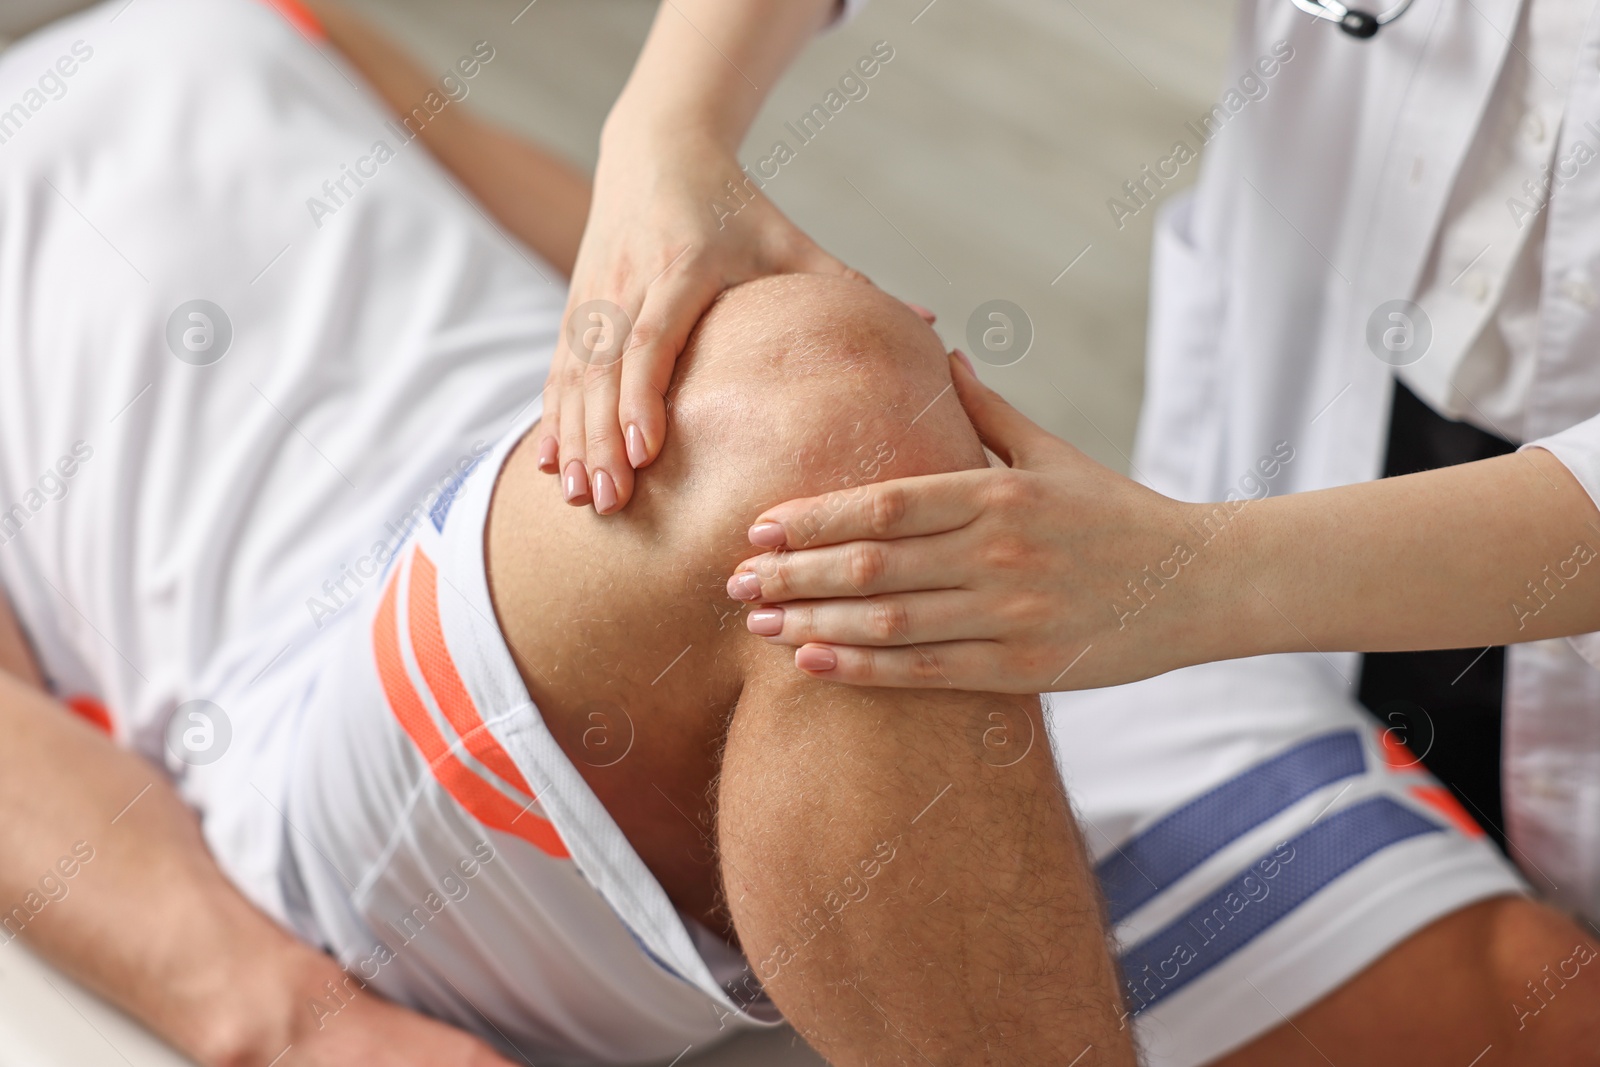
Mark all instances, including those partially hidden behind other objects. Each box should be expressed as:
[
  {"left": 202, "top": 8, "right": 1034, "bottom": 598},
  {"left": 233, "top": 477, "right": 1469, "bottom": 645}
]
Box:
[{"left": 1290, "top": 0, "right": 1415, "bottom": 37}]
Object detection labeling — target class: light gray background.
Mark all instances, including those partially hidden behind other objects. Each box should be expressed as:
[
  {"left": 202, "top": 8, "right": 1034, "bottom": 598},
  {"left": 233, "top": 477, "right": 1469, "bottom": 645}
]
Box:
[{"left": 0, "top": 1, "right": 1233, "bottom": 1063}]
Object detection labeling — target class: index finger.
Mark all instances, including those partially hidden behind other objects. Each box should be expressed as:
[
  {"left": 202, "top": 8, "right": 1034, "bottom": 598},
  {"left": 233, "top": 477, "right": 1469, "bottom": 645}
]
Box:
[
  {"left": 618, "top": 261, "right": 724, "bottom": 471},
  {"left": 748, "top": 469, "right": 990, "bottom": 550}
]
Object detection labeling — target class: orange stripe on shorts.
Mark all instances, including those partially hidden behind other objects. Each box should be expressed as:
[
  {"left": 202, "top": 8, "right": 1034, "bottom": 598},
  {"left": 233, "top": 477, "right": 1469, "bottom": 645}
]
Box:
[
  {"left": 65, "top": 695, "right": 113, "bottom": 735},
  {"left": 373, "top": 566, "right": 568, "bottom": 859},
  {"left": 1409, "top": 784, "right": 1487, "bottom": 839},
  {"left": 407, "top": 549, "right": 535, "bottom": 798},
  {"left": 257, "top": 0, "right": 326, "bottom": 40},
  {"left": 1377, "top": 726, "right": 1423, "bottom": 771}
]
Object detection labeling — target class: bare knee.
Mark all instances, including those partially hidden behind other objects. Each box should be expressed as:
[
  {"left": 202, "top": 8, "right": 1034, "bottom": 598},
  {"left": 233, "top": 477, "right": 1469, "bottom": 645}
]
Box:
[
  {"left": 486, "top": 273, "right": 984, "bottom": 927},
  {"left": 649, "top": 272, "right": 986, "bottom": 559}
]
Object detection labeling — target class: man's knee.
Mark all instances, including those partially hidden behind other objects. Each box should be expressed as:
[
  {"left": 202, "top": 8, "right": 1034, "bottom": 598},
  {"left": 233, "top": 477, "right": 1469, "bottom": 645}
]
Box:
[
  {"left": 487, "top": 273, "right": 984, "bottom": 925},
  {"left": 650, "top": 272, "right": 985, "bottom": 561}
]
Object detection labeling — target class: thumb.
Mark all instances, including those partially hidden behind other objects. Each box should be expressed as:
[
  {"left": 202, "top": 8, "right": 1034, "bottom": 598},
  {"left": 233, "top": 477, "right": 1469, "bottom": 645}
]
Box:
[{"left": 948, "top": 350, "right": 1063, "bottom": 470}]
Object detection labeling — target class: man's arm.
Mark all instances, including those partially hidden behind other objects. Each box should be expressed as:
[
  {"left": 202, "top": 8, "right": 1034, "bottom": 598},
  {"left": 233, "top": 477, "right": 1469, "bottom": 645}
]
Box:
[
  {"left": 302, "top": 0, "right": 591, "bottom": 277},
  {"left": 0, "top": 592, "right": 520, "bottom": 1067}
]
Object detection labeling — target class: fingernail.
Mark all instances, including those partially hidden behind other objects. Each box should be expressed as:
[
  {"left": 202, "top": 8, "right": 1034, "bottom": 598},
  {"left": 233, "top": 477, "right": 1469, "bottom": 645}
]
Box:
[
  {"left": 592, "top": 469, "right": 617, "bottom": 514},
  {"left": 536, "top": 437, "right": 559, "bottom": 473},
  {"left": 795, "top": 646, "right": 837, "bottom": 672},
  {"left": 563, "top": 460, "right": 589, "bottom": 503},
  {"left": 625, "top": 424, "right": 649, "bottom": 469},
  {"left": 747, "top": 608, "right": 784, "bottom": 636},
  {"left": 907, "top": 302, "right": 936, "bottom": 324},
  {"left": 726, "top": 572, "right": 762, "bottom": 601},
  {"left": 748, "top": 522, "right": 787, "bottom": 548},
  {"left": 951, "top": 349, "right": 975, "bottom": 374}
]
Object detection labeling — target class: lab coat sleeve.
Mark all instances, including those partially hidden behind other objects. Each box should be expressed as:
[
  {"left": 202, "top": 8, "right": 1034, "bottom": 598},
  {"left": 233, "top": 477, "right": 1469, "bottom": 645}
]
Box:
[{"left": 1523, "top": 414, "right": 1600, "bottom": 668}]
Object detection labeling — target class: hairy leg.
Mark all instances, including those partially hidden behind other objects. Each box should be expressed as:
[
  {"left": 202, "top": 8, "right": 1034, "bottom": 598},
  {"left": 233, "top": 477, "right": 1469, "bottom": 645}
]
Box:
[
  {"left": 719, "top": 668, "right": 1128, "bottom": 1064},
  {"left": 1216, "top": 895, "right": 1600, "bottom": 1066},
  {"left": 487, "top": 274, "right": 1133, "bottom": 1063}
]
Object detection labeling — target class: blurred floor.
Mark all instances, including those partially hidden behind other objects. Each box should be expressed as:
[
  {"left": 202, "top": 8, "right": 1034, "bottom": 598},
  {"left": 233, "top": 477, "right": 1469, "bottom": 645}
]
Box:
[
  {"left": 344, "top": 0, "right": 1236, "bottom": 469},
  {"left": 0, "top": 0, "right": 1233, "bottom": 1064}
]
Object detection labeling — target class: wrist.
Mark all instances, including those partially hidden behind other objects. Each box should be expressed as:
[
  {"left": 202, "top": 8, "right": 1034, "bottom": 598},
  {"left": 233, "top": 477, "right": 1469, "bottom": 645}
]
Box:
[
  {"left": 1167, "top": 497, "right": 1281, "bottom": 666},
  {"left": 188, "top": 938, "right": 338, "bottom": 1067},
  {"left": 602, "top": 87, "right": 744, "bottom": 157}
]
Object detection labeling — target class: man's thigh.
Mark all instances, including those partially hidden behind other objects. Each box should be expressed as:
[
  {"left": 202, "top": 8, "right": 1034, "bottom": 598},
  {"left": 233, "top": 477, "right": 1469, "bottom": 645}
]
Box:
[
  {"left": 280, "top": 401, "right": 769, "bottom": 1063},
  {"left": 484, "top": 273, "right": 989, "bottom": 930},
  {"left": 1219, "top": 896, "right": 1600, "bottom": 1065},
  {"left": 1047, "top": 654, "right": 1528, "bottom": 1066}
]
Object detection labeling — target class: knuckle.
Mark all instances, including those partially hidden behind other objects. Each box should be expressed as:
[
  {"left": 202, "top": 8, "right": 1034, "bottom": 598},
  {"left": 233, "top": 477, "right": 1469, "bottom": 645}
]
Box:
[
  {"left": 845, "top": 542, "right": 888, "bottom": 588},
  {"left": 856, "top": 648, "right": 880, "bottom": 682},
  {"left": 984, "top": 471, "right": 1028, "bottom": 511},
  {"left": 583, "top": 360, "right": 618, "bottom": 386},
  {"left": 909, "top": 650, "right": 944, "bottom": 684},
  {"left": 983, "top": 533, "right": 1030, "bottom": 570},
  {"left": 867, "top": 600, "right": 909, "bottom": 641},
  {"left": 867, "top": 486, "right": 907, "bottom": 537},
  {"left": 624, "top": 319, "right": 664, "bottom": 354},
  {"left": 756, "top": 553, "right": 789, "bottom": 594},
  {"left": 1011, "top": 591, "right": 1045, "bottom": 624},
  {"left": 758, "top": 550, "right": 790, "bottom": 585}
]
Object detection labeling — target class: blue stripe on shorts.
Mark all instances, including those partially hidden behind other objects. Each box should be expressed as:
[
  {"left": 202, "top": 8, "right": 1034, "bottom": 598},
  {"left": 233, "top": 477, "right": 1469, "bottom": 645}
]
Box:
[
  {"left": 1116, "top": 795, "right": 1441, "bottom": 1014},
  {"left": 1096, "top": 730, "right": 1366, "bottom": 924}
]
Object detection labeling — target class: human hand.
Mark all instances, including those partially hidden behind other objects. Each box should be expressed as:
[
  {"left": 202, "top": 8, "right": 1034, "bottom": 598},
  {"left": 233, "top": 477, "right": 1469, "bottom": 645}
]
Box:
[
  {"left": 273, "top": 956, "right": 522, "bottom": 1067},
  {"left": 537, "top": 118, "right": 861, "bottom": 514},
  {"left": 726, "top": 352, "right": 1235, "bottom": 692}
]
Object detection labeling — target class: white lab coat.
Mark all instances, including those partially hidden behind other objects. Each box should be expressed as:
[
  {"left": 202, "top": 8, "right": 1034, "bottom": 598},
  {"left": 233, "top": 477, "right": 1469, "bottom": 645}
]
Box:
[{"left": 1140, "top": 0, "right": 1600, "bottom": 918}]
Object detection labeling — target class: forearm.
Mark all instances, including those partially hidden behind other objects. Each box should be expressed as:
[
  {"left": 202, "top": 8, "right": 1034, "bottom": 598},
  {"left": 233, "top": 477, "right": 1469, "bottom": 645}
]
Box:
[
  {"left": 306, "top": 0, "right": 590, "bottom": 275},
  {"left": 0, "top": 669, "right": 334, "bottom": 1067},
  {"left": 603, "top": 0, "right": 840, "bottom": 151},
  {"left": 1226, "top": 447, "right": 1600, "bottom": 657}
]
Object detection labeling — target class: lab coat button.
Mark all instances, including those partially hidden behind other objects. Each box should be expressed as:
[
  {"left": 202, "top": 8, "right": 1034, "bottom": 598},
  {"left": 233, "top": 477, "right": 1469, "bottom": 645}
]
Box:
[
  {"left": 1524, "top": 112, "right": 1547, "bottom": 145},
  {"left": 1466, "top": 273, "right": 1490, "bottom": 303},
  {"left": 1561, "top": 275, "right": 1598, "bottom": 308}
]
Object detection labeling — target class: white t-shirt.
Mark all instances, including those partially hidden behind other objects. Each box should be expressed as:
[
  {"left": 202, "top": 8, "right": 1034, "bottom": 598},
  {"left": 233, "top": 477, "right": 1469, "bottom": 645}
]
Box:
[{"left": 0, "top": 0, "right": 564, "bottom": 907}]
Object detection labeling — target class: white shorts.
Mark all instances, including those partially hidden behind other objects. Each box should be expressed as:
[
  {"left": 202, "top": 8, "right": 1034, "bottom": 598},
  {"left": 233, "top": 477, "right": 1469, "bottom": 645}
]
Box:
[
  {"left": 0, "top": 2, "right": 1525, "bottom": 1065},
  {"left": 282, "top": 402, "right": 779, "bottom": 1064},
  {"left": 1048, "top": 656, "right": 1525, "bottom": 1067}
]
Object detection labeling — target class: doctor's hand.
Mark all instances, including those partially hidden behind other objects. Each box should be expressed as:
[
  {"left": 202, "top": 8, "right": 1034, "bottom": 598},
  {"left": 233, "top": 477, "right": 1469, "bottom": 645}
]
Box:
[
  {"left": 727, "top": 353, "right": 1232, "bottom": 693},
  {"left": 538, "top": 120, "right": 859, "bottom": 515}
]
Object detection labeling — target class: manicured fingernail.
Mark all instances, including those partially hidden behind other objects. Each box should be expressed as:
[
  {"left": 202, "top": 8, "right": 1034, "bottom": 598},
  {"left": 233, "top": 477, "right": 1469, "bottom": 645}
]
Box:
[
  {"left": 747, "top": 608, "right": 784, "bottom": 636},
  {"left": 796, "top": 646, "right": 837, "bottom": 672},
  {"left": 726, "top": 572, "right": 762, "bottom": 601},
  {"left": 625, "top": 424, "right": 649, "bottom": 469},
  {"left": 563, "top": 460, "right": 589, "bottom": 503},
  {"left": 951, "top": 349, "right": 975, "bottom": 374},
  {"left": 591, "top": 469, "right": 617, "bottom": 514},
  {"left": 536, "top": 436, "right": 559, "bottom": 472},
  {"left": 748, "top": 522, "right": 787, "bottom": 548}
]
